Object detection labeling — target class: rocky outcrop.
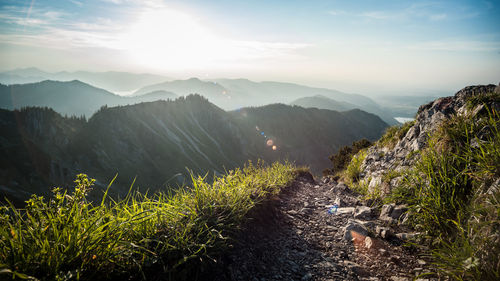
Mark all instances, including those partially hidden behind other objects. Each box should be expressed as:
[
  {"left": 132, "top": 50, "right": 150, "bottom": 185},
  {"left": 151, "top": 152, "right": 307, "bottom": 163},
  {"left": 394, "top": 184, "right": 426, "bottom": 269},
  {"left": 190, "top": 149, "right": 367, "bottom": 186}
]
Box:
[
  {"left": 359, "top": 83, "right": 500, "bottom": 194},
  {"left": 221, "top": 83, "right": 499, "bottom": 281}
]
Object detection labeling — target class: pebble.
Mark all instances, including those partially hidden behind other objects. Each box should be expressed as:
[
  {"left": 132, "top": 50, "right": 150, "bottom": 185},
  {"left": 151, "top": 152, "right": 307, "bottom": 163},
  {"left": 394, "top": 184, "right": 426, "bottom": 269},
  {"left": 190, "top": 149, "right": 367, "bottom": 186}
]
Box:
[{"left": 301, "top": 272, "right": 313, "bottom": 280}]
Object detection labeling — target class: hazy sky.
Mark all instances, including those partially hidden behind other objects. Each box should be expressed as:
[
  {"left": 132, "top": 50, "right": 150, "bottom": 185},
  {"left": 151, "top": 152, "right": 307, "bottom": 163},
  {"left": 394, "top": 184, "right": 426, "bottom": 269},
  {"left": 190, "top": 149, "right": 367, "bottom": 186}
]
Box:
[{"left": 0, "top": 0, "right": 499, "bottom": 95}]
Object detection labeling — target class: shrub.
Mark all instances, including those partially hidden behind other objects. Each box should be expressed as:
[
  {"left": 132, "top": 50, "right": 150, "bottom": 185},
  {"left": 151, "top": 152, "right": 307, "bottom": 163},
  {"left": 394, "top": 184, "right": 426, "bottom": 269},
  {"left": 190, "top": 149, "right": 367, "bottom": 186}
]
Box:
[{"left": 325, "top": 138, "right": 372, "bottom": 176}]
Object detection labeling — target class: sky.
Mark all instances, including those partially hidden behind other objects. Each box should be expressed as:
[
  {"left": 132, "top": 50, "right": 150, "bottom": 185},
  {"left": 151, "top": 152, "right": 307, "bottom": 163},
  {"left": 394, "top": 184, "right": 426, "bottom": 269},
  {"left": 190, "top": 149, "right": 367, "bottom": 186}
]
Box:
[{"left": 0, "top": 0, "right": 499, "bottom": 95}]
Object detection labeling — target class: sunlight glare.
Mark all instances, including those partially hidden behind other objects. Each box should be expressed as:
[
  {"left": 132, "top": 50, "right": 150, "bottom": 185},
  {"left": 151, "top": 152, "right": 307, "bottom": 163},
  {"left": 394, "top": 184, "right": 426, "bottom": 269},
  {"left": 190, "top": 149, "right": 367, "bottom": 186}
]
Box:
[{"left": 124, "top": 8, "right": 224, "bottom": 70}]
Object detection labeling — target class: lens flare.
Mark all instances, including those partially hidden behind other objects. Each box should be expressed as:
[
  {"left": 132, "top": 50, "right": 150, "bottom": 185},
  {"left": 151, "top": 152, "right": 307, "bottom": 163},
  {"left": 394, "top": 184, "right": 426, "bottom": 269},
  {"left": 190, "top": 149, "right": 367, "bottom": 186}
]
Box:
[{"left": 266, "top": 139, "right": 273, "bottom": 146}]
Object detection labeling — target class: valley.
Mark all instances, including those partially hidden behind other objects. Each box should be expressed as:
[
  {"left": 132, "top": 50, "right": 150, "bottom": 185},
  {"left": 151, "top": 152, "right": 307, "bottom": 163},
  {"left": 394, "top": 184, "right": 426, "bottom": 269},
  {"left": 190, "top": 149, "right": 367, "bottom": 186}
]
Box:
[{"left": 0, "top": 94, "right": 388, "bottom": 204}]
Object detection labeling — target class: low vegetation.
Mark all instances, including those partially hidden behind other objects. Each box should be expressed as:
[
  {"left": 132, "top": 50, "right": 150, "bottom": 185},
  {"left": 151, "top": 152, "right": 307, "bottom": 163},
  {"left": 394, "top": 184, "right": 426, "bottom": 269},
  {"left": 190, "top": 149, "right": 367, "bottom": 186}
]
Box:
[
  {"left": 378, "top": 120, "right": 415, "bottom": 149},
  {"left": 337, "top": 92, "right": 499, "bottom": 280},
  {"left": 343, "top": 149, "right": 368, "bottom": 186},
  {"left": 323, "top": 138, "right": 372, "bottom": 176},
  {"left": 391, "top": 104, "right": 499, "bottom": 280},
  {"left": 0, "top": 161, "right": 298, "bottom": 281}
]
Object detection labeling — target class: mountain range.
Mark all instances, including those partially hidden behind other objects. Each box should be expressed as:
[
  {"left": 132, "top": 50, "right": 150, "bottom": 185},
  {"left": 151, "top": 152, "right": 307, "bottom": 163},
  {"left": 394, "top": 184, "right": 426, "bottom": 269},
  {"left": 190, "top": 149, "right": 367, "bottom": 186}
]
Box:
[
  {"left": 0, "top": 95, "right": 388, "bottom": 204},
  {"left": 290, "top": 95, "right": 363, "bottom": 112},
  {"left": 136, "top": 78, "right": 399, "bottom": 125},
  {"left": 0, "top": 68, "right": 169, "bottom": 92},
  {"left": 0, "top": 68, "right": 408, "bottom": 124},
  {"left": 0, "top": 80, "right": 177, "bottom": 117}
]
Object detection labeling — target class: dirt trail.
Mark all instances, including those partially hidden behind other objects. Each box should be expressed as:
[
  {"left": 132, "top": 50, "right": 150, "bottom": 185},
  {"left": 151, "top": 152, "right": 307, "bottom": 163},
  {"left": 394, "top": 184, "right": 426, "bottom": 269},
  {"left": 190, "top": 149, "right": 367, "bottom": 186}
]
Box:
[{"left": 213, "top": 173, "right": 432, "bottom": 281}]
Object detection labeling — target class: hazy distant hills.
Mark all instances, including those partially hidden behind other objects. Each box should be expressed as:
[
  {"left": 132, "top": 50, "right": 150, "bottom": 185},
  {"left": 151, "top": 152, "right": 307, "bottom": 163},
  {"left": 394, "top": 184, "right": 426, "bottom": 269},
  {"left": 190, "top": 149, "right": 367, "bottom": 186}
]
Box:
[
  {"left": 0, "top": 67, "right": 169, "bottom": 92},
  {"left": 0, "top": 76, "right": 397, "bottom": 124},
  {"left": 0, "top": 68, "right": 439, "bottom": 121},
  {"left": 0, "top": 80, "right": 177, "bottom": 117},
  {"left": 136, "top": 78, "right": 399, "bottom": 125},
  {"left": 133, "top": 77, "right": 236, "bottom": 109},
  {"left": 375, "top": 95, "right": 441, "bottom": 118},
  {"left": 0, "top": 95, "right": 388, "bottom": 203},
  {"left": 290, "top": 95, "right": 358, "bottom": 112}
]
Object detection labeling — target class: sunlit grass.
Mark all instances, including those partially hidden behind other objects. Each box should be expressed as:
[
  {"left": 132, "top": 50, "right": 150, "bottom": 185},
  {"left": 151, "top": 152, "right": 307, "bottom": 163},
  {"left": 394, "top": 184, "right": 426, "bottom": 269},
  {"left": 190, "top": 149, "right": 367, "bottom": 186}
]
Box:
[
  {"left": 341, "top": 148, "right": 368, "bottom": 187},
  {"left": 391, "top": 104, "right": 500, "bottom": 280},
  {"left": 378, "top": 120, "right": 415, "bottom": 149},
  {"left": 0, "top": 160, "right": 298, "bottom": 280}
]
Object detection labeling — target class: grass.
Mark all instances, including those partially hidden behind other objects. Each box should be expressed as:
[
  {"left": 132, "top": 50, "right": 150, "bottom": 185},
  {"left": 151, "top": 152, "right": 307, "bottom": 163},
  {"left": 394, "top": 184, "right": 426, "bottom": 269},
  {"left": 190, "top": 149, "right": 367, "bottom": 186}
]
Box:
[
  {"left": 342, "top": 148, "right": 368, "bottom": 186},
  {"left": 391, "top": 103, "right": 500, "bottom": 280},
  {"left": 378, "top": 120, "right": 416, "bottom": 149},
  {"left": 466, "top": 91, "right": 500, "bottom": 109},
  {"left": 0, "top": 160, "right": 298, "bottom": 281},
  {"left": 381, "top": 169, "right": 402, "bottom": 186},
  {"left": 324, "top": 139, "right": 372, "bottom": 176}
]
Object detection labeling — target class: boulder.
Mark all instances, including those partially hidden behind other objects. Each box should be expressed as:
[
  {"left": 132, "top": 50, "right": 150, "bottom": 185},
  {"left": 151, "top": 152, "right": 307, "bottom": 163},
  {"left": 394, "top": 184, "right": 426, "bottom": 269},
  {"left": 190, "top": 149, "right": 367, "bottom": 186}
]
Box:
[
  {"left": 379, "top": 204, "right": 407, "bottom": 222},
  {"left": 364, "top": 236, "right": 374, "bottom": 249},
  {"left": 354, "top": 206, "right": 373, "bottom": 219},
  {"left": 343, "top": 219, "right": 369, "bottom": 241},
  {"left": 335, "top": 182, "right": 351, "bottom": 193},
  {"left": 379, "top": 204, "right": 395, "bottom": 221},
  {"left": 391, "top": 205, "right": 408, "bottom": 220},
  {"left": 368, "top": 176, "right": 382, "bottom": 193},
  {"left": 375, "top": 226, "right": 393, "bottom": 239},
  {"left": 335, "top": 207, "right": 355, "bottom": 215}
]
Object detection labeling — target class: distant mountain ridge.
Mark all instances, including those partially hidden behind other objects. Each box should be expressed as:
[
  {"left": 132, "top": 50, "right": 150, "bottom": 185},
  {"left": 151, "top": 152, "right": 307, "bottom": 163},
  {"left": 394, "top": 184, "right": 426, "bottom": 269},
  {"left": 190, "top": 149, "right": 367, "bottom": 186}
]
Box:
[
  {"left": 135, "top": 78, "right": 399, "bottom": 125},
  {"left": 1, "top": 77, "right": 398, "bottom": 124},
  {"left": 0, "top": 80, "right": 177, "bottom": 117},
  {"left": 0, "top": 95, "right": 388, "bottom": 204},
  {"left": 290, "top": 95, "right": 358, "bottom": 112},
  {"left": 0, "top": 68, "right": 170, "bottom": 92}
]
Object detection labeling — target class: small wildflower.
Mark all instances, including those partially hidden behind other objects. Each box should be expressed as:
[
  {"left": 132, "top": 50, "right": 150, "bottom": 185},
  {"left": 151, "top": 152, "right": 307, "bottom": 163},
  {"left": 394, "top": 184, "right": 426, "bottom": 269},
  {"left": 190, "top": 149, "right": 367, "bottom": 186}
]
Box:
[{"left": 92, "top": 255, "right": 97, "bottom": 260}]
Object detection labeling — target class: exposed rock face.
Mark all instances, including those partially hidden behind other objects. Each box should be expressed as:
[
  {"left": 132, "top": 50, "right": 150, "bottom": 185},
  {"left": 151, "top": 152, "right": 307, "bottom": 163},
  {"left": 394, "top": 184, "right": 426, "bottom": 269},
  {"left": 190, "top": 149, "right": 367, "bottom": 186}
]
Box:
[{"left": 359, "top": 83, "right": 500, "bottom": 194}]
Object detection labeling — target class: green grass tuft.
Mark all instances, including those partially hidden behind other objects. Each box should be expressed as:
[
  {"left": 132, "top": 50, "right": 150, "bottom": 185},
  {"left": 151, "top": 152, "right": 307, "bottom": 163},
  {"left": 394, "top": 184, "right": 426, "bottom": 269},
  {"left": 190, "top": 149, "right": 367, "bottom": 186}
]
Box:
[
  {"left": 378, "top": 120, "right": 415, "bottom": 149},
  {"left": 0, "top": 160, "right": 298, "bottom": 280},
  {"left": 342, "top": 149, "right": 368, "bottom": 186}
]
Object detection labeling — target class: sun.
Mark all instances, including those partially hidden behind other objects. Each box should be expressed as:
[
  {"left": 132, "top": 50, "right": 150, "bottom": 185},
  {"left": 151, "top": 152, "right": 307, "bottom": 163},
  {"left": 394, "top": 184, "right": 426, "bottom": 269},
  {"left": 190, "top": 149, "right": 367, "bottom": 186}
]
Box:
[{"left": 123, "top": 8, "right": 227, "bottom": 70}]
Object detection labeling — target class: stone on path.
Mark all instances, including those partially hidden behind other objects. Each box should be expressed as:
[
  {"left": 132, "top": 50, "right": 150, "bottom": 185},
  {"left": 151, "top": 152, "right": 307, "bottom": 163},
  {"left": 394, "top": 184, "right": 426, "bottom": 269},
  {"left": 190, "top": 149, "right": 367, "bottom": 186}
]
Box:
[
  {"left": 354, "top": 206, "right": 373, "bottom": 219},
  {"left": 343, "top": 219, "right": 369, "bottom": 241},
  {"left": 379, "top": 204, "right": 408, "bottom": 223}
]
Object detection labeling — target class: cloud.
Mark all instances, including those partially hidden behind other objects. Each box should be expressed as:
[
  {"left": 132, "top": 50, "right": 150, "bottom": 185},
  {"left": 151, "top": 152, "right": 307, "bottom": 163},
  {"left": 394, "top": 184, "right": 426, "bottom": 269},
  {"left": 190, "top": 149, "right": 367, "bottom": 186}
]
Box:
[
  {"left": 0, "top": 3, "right": 311, "bottom": 70},
  {"left": 327, "top": 10, "right": 346, "bottom": 16},
  {"left": 350, "top": 1, "right": 480, "bottom": 22},
  {"left": 69, "top": 0, "right": 83, "bottom": 7},
  {"left": 0, "top": 5, "right": 68, "bottom": 27},
  {"left": 360, "top": 11, "right": 393, "bottom": 20},
  {"left": 99, "top": 0, "right": 124, "bottom": 4},
  {"left": 429, "top": 13, "right": 447, "bottom": 21},
  {"left": 408, "top": 40, "right": 500, "bottom": 52}
]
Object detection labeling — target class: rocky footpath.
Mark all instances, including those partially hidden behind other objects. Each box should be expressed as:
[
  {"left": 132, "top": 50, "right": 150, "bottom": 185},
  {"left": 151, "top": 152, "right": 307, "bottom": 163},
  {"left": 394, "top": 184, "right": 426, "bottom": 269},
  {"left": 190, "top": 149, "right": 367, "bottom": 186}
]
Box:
[
  {"left": 206, "top": 84, "right": 500, "bottom": 280},
  {"left": 212, "top": 173, "right": 434, "bottom": 281},
  {"left": 359, "top": 84, "right": 500, "bottom": 194}
]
